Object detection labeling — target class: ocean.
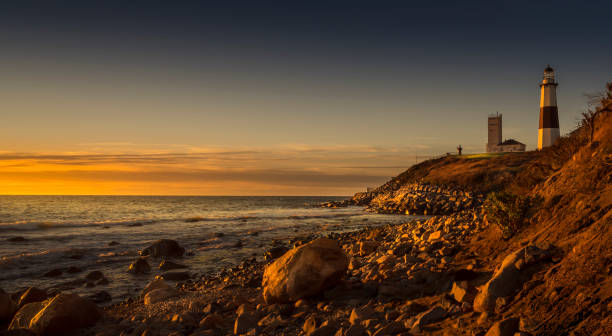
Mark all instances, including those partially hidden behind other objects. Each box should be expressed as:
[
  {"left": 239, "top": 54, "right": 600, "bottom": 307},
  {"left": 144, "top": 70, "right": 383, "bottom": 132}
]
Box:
[{"left": 0, "top": 196, "right": 412, "bottom": 303}]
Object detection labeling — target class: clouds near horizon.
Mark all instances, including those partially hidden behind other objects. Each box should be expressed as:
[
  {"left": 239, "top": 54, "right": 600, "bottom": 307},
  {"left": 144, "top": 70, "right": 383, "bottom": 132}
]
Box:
[{"left": 0, "top": 145, "right": 432, "bottom": 195}]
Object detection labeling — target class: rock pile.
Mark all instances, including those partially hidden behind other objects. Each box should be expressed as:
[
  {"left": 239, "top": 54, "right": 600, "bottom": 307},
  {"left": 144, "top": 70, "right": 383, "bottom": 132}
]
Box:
[
  {"left": 366, "top": 182, "right": 483, "bottom": 215},
  {"left": 322, "top": 182, "right": 483, "bottom": 215}
]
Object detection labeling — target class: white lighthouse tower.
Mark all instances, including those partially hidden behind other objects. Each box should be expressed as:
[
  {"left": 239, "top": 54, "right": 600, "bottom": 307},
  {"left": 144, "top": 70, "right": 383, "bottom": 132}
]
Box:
[{"left": 538, "top": 65, "right": 560, "bottom": 149}]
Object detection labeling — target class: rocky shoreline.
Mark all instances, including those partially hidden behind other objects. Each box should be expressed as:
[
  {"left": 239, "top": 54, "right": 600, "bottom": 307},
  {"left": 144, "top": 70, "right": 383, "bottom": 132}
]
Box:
[
  {"left": 322, "top": 181, "right": 484, "bottom": 216},
  {"left": 2, "top": 190, "right": 550, "bottom": 336}
]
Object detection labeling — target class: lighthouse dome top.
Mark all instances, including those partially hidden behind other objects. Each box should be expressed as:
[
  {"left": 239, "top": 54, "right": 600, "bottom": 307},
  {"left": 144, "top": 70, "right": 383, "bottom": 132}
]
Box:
[{"left": 542, "top": 65, "right": 556, "bottom": 85}]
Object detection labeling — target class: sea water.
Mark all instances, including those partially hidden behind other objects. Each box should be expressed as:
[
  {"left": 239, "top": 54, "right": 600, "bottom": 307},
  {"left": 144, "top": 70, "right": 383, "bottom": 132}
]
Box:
[{"left": 0, "top": 196, "right": 411, "bottom": 303}]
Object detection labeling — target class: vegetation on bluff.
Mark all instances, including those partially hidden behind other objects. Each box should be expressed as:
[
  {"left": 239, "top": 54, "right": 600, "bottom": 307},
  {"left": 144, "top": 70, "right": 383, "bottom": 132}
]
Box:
[{"left": 483, "top": 191, "right": 541, "bottom": 239}]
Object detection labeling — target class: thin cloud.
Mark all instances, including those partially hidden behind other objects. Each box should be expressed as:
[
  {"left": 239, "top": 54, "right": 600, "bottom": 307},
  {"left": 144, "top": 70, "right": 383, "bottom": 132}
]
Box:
[{"left": 0, "top": 146, "right": 424, "bottom": 194}]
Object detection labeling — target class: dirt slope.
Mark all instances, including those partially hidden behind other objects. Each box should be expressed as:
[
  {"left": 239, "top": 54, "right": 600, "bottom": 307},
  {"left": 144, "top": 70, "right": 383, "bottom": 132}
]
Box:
[{"left": 353, "top": 90, "right": 612, "bottom": 334}]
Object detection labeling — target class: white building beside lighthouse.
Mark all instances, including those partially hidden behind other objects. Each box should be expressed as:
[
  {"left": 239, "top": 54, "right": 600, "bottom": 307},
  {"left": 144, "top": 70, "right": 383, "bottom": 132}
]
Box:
[
  {"left": 486, "top": 112, "right": 526, "bottom": 153},
  {"left": 538, "top": 65, "right": 560, "bottom": 149}
]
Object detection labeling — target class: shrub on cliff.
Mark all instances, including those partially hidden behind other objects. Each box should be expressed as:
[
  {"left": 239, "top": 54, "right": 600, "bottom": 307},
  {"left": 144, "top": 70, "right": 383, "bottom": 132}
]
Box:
[{"left": 484, "top": 191, "right": 541, "bottom": 239}]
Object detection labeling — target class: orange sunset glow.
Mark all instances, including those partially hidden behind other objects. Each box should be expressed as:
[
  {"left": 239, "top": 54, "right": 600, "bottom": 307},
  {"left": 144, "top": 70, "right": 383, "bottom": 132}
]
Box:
[{"left": 0, "top": 146, "right": 420, "bottom": 195}]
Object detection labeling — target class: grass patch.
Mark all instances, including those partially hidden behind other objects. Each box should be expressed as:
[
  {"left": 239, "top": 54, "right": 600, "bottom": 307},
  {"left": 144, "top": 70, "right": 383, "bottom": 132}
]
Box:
[{"left": 463, "top": 153, "right": 507, "bottom": 159}]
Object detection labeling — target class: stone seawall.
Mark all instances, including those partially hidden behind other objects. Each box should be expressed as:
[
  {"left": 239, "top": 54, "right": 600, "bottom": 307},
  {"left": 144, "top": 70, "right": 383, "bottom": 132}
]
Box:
[
  {"left": 365, "top": 182, "right": 484, "bottom": 215},
  {"left": 322, "top": 182, "right": 484, "bottom": 215}
]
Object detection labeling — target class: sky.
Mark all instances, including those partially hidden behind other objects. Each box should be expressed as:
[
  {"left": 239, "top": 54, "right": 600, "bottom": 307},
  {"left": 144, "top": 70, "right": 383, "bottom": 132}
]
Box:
[{"left": 1, "top": 1, "right": 611, "bottom": 195}]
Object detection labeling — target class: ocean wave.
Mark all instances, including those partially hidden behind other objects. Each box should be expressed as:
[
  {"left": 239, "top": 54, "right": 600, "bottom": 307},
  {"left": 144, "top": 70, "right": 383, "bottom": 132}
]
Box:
[
  {"left": 0, "top": 219, "right": 161, "bottom": 232},
  {"left": 183, "top": 212, "right": 360, "bottom": 223},
  {"left": 0, "top": 247, "right": 90, "bottom": 265},
  {"left": 0, "top": 209, "right": 363, "bottom": 233}
]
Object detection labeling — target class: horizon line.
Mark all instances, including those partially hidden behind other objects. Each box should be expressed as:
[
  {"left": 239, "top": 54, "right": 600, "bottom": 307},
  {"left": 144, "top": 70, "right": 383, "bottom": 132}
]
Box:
[{"left": 0, "top": 194, "right": 353, "bottom": 197}]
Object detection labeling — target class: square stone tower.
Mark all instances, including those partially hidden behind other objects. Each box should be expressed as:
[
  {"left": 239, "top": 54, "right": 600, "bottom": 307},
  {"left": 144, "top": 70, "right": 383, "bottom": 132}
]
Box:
[{"left": 487, "top": 113, "right": 502, "bottom": 152}]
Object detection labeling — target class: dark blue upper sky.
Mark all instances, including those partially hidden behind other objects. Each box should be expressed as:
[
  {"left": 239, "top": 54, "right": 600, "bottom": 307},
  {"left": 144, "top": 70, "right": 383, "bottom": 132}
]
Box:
[{"left": 1, "top": 0, "right": 611, "bottom": 151}]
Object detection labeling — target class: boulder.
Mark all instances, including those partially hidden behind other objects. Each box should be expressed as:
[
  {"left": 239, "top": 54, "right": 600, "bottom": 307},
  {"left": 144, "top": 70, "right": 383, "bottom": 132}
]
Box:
[
  {"left": 140, "top": 239, "right": 185, "bottom": 258},
  {"left": 428, "top": 230, "right": 443, "bottom": 242},
  {"left": 17, "top": 288, "right": 47, "bottom": 308},
  {"left": 450, "top": 281, "right": 470, "bottom": 303},
  {"left": 27, "top": 293, "right": 101, "bottom": 336},
  {"left": 143, "top": 288, "right": 179, "bottom": 305},
  {"left": 142, "top": 278, "right": 173, "bottom": 296},
  {"left": 128, "top": 258, "right": 151, "bottom": 274},
  {"left": 159, "top": 260, "right": 188, "bottom": 271},
  {"left": 1, "top": 289, "right": 17, "bottom": 321},
  {"left": 262, "top": 238, "right": 348, "bottom": 303},
  {"left": 410, "top": 306, "right": 446, "bottom": 332},
  {"left": 474, "top": 246, "right": 549, "bottom": 313},
  {"left": 8, "top": 302, "right": 45, "bottom": 330},
  {"left": 484, "top": 317, "right": 519, "bottom": 336}
]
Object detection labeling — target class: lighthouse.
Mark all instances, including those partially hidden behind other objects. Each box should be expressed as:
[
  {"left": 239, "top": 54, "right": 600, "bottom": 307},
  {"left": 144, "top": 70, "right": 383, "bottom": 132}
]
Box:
[{"left": 538, "top": 65, "right": 560, "bottom": 149}]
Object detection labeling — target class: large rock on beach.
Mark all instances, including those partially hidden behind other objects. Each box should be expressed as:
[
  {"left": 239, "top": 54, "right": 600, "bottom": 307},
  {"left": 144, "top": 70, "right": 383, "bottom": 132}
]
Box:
[
  {"left": 142, "top": 278, "right": 173, "bottom": 296},
  {"left": 474, "top": 246, "right": 549, "bottom": 313},
  {"left": 9, "top": 302, "right": 45, "bottom": 330},
  {"left": 14, "top": 293, "right": 101, "bottom": 336},
  {"left": 143, "top": 279, "right": 179, "bottom": 305},
  {"left": 140, "top": 239, "right": 185, "bottom": 258},
  {"left": 128, "top": 258, "right": 151, "bottom": 274},
  {"left": 144, "top": 288, "right": 179, "bottom": 305},
  {"left": 262, "top": 238, "right": 348, "bottom": 303}
]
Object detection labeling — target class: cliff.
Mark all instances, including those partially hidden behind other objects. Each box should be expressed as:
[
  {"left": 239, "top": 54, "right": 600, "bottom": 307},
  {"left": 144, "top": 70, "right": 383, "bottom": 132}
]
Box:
[{"left": 343, "top": 86, "right": 612, "bottom": 334}]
